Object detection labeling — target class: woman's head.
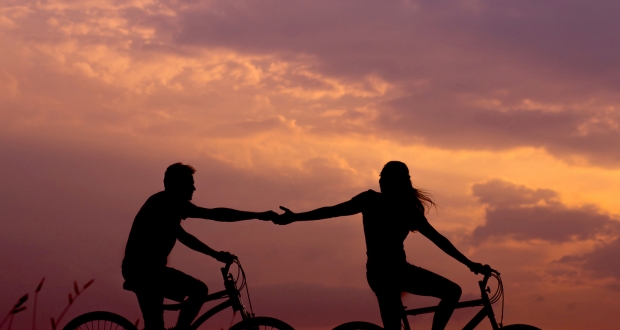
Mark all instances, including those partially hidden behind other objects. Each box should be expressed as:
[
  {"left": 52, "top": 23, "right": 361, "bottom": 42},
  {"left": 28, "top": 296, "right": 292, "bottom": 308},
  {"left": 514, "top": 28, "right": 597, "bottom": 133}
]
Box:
[
  {"left": 379, "top": 161, "right": 436, "bottom": 214},
  {"left": 379, "top": 161, "right": 411, "bottom": 193}
]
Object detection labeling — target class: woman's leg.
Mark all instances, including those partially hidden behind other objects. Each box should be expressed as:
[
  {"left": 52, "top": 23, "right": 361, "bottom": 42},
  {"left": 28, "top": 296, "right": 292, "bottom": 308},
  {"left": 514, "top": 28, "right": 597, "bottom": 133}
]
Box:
[
  {"left": 402, "top": 265, "right": 461, "bottom": 330},
  {"left": 367, "top": 270, "right": 404, "bottom": 330}
]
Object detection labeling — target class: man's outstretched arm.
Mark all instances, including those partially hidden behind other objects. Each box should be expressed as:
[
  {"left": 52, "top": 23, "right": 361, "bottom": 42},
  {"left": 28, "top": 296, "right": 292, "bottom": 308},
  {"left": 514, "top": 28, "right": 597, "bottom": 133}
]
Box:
[
  {"left": 189, "top": 206, "right": 277, "bottom": 222},
  {"left": 177, "top": 225, "right": 234, "bottom": 262}
]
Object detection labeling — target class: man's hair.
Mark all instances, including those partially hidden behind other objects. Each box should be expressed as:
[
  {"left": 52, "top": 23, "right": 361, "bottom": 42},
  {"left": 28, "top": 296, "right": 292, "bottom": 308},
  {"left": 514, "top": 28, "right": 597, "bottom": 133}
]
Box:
[{"left": 164, "top": 163, "right": 196, "bottom": 189}]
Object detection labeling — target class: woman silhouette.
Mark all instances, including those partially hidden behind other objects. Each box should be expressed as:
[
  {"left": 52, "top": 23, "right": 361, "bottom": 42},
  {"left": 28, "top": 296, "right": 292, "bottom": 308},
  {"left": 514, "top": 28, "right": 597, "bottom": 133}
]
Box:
[{"left": 276, "top": 161, "right": 489, "bottom": 330}]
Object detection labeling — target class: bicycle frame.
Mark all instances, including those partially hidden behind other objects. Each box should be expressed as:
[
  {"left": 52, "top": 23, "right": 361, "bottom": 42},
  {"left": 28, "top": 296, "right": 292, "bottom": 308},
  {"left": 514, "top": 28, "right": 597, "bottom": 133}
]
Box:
[
  {"left": 402, "top": 273, "right": 500, "bottom": 330},
  {"left": 162, "top": 260, "right": 252, "bottom": 330}
]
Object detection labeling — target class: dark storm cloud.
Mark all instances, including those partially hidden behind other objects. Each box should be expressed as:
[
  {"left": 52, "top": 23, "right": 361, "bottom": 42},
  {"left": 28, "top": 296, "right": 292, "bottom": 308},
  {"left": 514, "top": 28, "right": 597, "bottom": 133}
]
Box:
[{"left": 470, "top": 180, "right": 620, "bottom": 243}]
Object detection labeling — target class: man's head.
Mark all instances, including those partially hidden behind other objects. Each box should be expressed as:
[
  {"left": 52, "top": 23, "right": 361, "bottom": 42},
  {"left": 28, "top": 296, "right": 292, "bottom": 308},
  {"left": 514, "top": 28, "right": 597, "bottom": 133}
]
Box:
[{"left": 164, "top": 163, "right": 196, "bottom": 200}]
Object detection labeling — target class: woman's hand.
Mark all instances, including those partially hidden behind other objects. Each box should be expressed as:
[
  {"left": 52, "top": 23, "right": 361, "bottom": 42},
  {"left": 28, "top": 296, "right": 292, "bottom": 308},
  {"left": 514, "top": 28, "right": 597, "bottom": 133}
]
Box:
[
  {"left": 469, "top": 262, "right": 497, "bottom": 275},
  {"left": 274, "top": 206, "right": 296, "bottom": 225}
]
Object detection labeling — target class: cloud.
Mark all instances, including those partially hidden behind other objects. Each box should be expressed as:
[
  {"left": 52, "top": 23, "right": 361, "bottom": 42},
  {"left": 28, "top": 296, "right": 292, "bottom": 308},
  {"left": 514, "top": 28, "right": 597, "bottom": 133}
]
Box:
[
  {"left": 174, "top": 0, "right": 620, "bottom": 83},
  {"left": 4, "top": 0, "right": 620, "bottom": 167},
  {"left": 560, "top": 238, "right": 620, "bottom": 280},
  {"left": 472, "top": 179, "right": 558, "bottom": 209},
  {"left": 470, "top": 179, "right": 620, "bottom": 243},
  {"left": 171, "top": 0, "right": 620, "bottom": 166},
  {"left": 380, "top": 98, "right": 620, "bottom": 167}
]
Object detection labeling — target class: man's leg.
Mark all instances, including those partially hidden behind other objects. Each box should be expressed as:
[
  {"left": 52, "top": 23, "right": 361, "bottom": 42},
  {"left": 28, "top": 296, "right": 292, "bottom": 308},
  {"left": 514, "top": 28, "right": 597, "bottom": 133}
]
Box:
[
  {"left": 123, "top": 267, "right": 165, "bottom": 330},
  {"left": 401, "top": 265, "right": 462, "bottom": 330},
  {"left": 135, "top": 291, "right": 165, "bottom": 330},
  {"left": 162, "top": 268, "right": 209, "bottom": 330}
]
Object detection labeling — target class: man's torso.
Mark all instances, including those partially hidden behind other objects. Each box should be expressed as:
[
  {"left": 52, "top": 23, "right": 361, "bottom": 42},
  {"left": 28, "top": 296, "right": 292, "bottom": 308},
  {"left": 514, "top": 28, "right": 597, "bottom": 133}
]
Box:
[{"left": 122, "top": 191, "right": 195, "bottom": 273}]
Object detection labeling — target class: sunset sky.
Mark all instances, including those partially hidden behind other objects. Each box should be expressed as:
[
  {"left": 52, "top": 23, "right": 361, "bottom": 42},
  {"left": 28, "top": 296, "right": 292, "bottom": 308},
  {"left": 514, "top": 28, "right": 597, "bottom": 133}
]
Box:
[{"left": 2, "top": 1, "right": 620, "bottom": 329}]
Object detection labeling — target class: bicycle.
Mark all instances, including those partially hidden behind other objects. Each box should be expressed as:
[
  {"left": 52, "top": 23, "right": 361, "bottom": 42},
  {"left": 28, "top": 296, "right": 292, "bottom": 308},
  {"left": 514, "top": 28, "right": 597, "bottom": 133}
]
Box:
[
  {"left": 62, "top": 258, "right": 294, "bottom": 330},
  {"left": 333, "top": 268, "right": 540, "bottom": 330}
]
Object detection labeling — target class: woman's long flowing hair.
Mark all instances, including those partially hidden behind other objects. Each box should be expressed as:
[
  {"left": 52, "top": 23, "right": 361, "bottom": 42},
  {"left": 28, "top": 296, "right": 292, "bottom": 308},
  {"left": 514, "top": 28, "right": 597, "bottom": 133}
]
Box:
[
  {"left": 411, "top": 184, "right": 436, "bottom": 215},
  {"left": 380, "top": 161, "right": 437, "bottom": 216}
]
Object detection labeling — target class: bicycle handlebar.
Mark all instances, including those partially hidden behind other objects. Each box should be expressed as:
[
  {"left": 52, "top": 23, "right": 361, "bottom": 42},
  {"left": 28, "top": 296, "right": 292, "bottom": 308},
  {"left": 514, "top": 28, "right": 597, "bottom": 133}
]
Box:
[{"left": 220, "top": 255, "right": 239, "bottom": 278}]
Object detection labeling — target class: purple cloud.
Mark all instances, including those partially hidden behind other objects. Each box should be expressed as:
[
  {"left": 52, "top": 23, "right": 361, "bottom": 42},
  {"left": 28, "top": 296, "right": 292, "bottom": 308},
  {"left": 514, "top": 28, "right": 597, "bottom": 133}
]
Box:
[
  {"left": 171, "top": 0, "right": 620, "bottom": 166},
  {"left": 561, "top": 238, "right": 620, "bottom": 279},
  {"left": 470, "top": 180, "right": 620, "bottom": 242}
]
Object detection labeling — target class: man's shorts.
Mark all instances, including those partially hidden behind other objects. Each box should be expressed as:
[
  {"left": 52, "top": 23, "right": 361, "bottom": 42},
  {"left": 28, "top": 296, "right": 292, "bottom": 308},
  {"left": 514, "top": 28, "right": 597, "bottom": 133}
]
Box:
[{"left": 122, "top": 266, "right": 206, "bottom": 302}]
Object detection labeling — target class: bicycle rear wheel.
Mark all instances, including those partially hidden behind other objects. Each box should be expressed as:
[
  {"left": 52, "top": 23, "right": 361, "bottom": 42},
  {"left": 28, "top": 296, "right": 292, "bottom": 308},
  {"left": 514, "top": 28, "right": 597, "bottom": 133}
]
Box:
[
  {"left": 332, "top": 321, "right": 383, "bottom": 330},
  {"left": 228, "top": 316, "right": 294, "bottom": 330},
  {"left": 62, "top": 311, "right": 137, "bottom": 330},
  {"left": 501, "top": 325, "right": 541, "bottom": 330}
]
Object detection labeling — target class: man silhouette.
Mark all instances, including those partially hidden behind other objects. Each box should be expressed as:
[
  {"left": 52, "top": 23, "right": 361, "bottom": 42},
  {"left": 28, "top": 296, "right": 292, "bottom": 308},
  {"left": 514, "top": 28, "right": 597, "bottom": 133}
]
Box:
[{"left": 122, "top": 163, "right": 277, "bottom": 330}]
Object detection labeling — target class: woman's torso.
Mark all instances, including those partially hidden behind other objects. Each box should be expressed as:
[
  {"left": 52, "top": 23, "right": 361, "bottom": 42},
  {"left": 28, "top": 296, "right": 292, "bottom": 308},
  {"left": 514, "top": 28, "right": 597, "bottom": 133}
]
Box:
[{"left": 353, "top": 190, "right": 424, "bottom": 273}]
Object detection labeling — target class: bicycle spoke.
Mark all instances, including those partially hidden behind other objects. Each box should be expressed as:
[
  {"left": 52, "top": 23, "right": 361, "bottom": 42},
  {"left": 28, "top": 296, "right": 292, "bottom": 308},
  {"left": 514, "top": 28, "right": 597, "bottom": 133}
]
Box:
[{"left": 63, "top": 312, "right": 136, "bottom": 330}]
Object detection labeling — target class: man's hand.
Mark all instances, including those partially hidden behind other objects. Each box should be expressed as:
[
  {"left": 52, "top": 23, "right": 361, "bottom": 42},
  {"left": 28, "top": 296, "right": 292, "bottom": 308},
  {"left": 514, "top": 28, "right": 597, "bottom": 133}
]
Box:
[
  {"left": 273, "top": 206, "right": 296, "bottom": 225},
  {"left": 214, "top": 251, "right": 237, "bottom": 263},
  {"left": 469, "top": 262, "right": 496, "bottom": 275},
  {"left": 257, "top": 210, "right": 279, "bottom": 221}
]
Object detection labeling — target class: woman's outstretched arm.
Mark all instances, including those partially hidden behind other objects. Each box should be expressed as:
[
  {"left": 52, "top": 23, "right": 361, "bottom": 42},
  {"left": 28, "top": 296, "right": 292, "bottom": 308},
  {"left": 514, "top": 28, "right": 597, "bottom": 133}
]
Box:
[{"left": 276, "top": 199, "right": 361, "bottom": 224}]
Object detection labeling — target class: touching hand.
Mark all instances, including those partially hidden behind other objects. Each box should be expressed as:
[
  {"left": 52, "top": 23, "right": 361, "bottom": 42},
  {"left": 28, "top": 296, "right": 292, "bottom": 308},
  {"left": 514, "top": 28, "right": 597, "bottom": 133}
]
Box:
[
  {"left": 215, "top": 251, "right": 237, "bottom": 263},
  {"left": 273, "top": 206, "right": 296, "bottom": 225},
  {"left": 257, "top": 210, "right": 279, "bottom": 221}
]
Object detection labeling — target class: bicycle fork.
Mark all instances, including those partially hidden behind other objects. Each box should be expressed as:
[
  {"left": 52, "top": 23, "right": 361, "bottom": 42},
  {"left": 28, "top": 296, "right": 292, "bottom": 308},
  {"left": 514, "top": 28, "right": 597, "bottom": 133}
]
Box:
[{"left": 462, "top": 280, "right": 500, "bottom": 330}]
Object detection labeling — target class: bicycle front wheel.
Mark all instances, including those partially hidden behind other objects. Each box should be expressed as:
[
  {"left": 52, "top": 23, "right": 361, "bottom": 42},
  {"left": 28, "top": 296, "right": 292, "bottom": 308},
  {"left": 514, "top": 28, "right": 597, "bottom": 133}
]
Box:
[
  {"left": 62, "top": 311, "right": 137, "bottom": 330},
  {"left": 332, "top": 321, "right": 383, "bottom": 330},
  {"left": 228, "top": 316, "right": 294, "bottom": 330},
  {"left": 502, "top": 325, "right": 541, "bottom": 330}
]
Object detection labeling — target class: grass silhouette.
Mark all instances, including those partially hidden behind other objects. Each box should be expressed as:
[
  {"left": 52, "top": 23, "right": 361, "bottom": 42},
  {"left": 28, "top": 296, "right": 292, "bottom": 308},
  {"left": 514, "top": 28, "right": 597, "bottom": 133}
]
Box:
[
  {"left": 51, "top": 279, "right": 95, "bottom": 330},
  {"left": 1, "top": 294, "right": 28, "bottom": 330},
  {"left": 2, "top": 278, "right": 94, "bottom": 330},
  {"left": 33, "top": 278, "right": 44, "bottom": 330}
]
